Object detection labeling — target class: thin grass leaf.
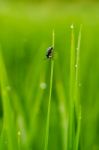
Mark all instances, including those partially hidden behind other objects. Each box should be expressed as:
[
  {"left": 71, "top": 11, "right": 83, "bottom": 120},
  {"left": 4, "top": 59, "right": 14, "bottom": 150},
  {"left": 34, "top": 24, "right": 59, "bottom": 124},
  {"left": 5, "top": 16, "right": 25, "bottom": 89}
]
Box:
[
  {"left": 44, "top": 30, "right": 55, "bottom": 150},
  {"left": 55, "top": 59, "right": 68, "bottom": 150},
  {"left": 0, "top": 49, "right": 18, "bottom": 150},
  {"left": 68, "top": 24, "right": 75, "bottom": 150},
  {"left": 56, "top": 81, "right": 68, "bottom": 150},
  {"left": 74, "top": 25, "right": 82, "bottom": 150},
  {"left": 27, "top": 69, "right": 46, "bottom": 148},
  {"left": 0, "top": 128, "right": 8, "bottom": 150}
]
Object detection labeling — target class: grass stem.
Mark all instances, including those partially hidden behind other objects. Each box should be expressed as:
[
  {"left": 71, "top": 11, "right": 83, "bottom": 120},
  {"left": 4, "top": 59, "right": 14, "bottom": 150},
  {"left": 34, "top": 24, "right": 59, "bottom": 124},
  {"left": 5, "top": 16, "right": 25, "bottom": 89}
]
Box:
[
  {"left": 44, "top": 30, "right": 55, "bottom": 150},
  {"left": 74, "top": 25, "right": 82, "bottom": 150},
  {"left": 68, "top": 24, "right": 75, "bottom": 150}
]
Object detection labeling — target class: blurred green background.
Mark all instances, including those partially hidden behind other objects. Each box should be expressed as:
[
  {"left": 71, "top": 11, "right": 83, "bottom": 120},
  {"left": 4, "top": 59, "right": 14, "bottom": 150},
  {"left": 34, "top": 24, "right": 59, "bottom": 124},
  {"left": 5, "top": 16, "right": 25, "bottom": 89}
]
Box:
[{"left": 0, "top": 1, "right": 99, "bottom": 150}]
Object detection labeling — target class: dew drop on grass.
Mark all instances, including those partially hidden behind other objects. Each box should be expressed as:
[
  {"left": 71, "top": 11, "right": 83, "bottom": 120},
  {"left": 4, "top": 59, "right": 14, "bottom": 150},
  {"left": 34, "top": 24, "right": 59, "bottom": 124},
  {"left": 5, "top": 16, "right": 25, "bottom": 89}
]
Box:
[
  {"left": 70, "top": 24, "right": 74, "bottom": 29},
  {"left": 17, "top": 116, "right": 27, "bottom": 144},
  {"left": 18, "top": 131, "right": 21, "bottom": 136},
  {"left": 76, "top": 47, "right": 79, "bottom": 50},
  {"left": 75, "top": 64, "right": 78, "bottom": 68},
  {"left": 40, "top": 82, "right": 47, "bottom": 90}
]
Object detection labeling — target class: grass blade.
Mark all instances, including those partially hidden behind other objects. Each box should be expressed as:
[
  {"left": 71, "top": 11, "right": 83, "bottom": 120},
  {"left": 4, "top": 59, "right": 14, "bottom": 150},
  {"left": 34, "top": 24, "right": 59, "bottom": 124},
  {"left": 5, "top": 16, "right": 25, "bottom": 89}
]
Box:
[
  {"left": 68, "top": 24, "right": 75, "bottom": 150},
  {"left": 55, "top": 80, "right": 68, "bottom": 150},
  {"left": 74, "top": 25, "right": 82, "bottom": 150},
  {"left": 44, "top": 30, "right": 55, "bottom": 150},
  {"left": 0, "top": 49, "right": 18, "bottom": 150}
]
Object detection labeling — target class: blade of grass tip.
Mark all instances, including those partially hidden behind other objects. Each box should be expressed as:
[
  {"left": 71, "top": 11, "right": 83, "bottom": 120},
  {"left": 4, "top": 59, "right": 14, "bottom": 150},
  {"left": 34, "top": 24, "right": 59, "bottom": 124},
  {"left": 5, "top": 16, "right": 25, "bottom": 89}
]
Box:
[
  {"left": 44, "top": 30, "right": 55, "bottom": 150},
  {"left": 0, "top": 49, "right": 18, "bottom": 150},
  {"left": 68, "top": 24, "right": 75, "bottom": 150},
  {"left": 74, "top": 25, "right": 82, "bottom": 150}
]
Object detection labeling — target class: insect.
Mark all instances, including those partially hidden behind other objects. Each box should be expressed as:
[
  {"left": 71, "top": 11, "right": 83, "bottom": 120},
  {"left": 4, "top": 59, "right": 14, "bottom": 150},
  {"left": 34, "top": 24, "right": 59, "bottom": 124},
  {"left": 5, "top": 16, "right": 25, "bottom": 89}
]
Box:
[{"left": 46, "top": 46, "right": 53, "bottom": 59}]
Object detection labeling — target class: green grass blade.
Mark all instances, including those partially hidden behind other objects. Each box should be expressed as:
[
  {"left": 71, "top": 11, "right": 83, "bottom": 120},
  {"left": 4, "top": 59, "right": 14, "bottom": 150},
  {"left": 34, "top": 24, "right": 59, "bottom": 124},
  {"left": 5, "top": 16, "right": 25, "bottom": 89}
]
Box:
[
  {"left": 74, "top": 25, "right": 82, "bottom": 150},
  {"left": 55, "top": 80, "right": 68, "bottom": 150},
  {"left": 44, "top": 30, "right": 55, "bottom": 150},
  {"left": 0, "top": 49, "right": 18, "bottom": 150},
  {"left": 75, "top": 25, "right": 82, "bottom": 110},
  {"left": 27, "top": 69, "right": 46, "bottom": 148},
  {"left": 55, "top": 59, "right": 68, "bottom": 150},
  {"left": 0, "top": 128, "right": 8, "bottom": 150},
  {"left": 68, "top": 24, "right": 75, "bottom": 150}
]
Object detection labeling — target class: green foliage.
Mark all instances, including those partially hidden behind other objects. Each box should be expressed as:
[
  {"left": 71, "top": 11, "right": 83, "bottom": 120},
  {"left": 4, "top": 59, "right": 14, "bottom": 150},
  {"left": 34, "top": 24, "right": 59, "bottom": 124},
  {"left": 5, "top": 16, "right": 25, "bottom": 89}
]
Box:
[{"left": 0, "top": 4, "right": 99, "bottom": 150}]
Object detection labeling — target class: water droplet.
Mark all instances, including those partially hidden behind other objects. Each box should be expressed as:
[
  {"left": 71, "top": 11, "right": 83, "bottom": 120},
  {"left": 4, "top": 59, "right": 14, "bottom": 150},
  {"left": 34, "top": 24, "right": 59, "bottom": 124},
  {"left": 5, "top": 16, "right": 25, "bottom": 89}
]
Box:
[
  {"left": 40, "top": 82, "right": 47, "bottom": 90},
  {"left": 76, "top": 47, "right": 79, "bottom": 50},
  {"left": 70, "top": 24, "right": 74, "bottom": 29},
  {"left": 17, "top": 116, "right": 27, "bottom": 143},
  {"left": 18, "top": 131, "right": 21, "bottom": 136},
  {"left": 75, "top": 64, "right": 78, "bottom": 68}
]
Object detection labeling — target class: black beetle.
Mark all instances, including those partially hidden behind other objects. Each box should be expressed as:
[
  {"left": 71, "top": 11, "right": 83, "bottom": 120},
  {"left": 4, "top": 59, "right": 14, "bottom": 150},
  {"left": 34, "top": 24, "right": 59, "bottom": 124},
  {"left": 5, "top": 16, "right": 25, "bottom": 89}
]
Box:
[{"left": 46, "top": 46, "right": 53, "bottom": 59}]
